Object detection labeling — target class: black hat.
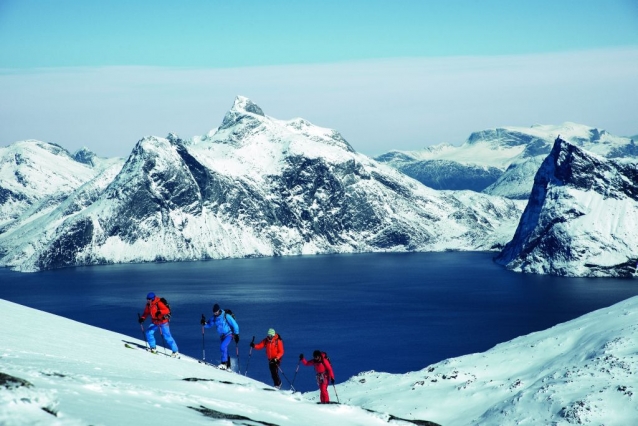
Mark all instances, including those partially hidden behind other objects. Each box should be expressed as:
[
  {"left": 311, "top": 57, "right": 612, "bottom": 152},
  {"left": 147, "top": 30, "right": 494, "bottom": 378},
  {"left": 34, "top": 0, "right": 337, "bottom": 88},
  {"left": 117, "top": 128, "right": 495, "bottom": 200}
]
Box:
[
  {"left": 313, "top": 350, "right": 322, "bottom": 358},
  {"left": 213, "top": 304, "right": 221, "bottom": 313}
]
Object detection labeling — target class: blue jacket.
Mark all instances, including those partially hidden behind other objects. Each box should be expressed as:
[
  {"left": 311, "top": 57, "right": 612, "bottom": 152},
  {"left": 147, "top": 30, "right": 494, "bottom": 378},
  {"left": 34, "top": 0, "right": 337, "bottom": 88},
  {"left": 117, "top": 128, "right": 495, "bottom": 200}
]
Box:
[{"left": 204, "top": 310, "right": 239, "bottom": 337}]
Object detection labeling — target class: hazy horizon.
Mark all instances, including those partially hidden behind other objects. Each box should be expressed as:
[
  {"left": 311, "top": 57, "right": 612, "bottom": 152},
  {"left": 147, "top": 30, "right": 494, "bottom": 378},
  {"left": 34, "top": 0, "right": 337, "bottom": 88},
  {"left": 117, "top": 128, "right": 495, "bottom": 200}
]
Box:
[{"left": 1, "top": 0, "right": 637, "bottom": 158}]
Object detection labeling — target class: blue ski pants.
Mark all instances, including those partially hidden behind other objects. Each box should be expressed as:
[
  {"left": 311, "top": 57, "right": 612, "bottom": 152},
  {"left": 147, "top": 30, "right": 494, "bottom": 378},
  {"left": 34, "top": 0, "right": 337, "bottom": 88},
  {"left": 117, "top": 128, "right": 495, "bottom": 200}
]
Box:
[
  {"left": 220, "top": 333, "right": 233, "bottom": 362},
  {"left": 146, "top": 323, "right": 178, "bottom": 353}
]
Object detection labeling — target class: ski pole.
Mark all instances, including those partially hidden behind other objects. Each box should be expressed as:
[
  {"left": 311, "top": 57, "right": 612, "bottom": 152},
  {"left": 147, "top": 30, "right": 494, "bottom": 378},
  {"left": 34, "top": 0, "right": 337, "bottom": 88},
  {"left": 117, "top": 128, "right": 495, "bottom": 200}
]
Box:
[
  {"left": 291, "top": 359, "right": 301, "bottom": 388},
  {"left": 235, "top": 338, "right": 240, "bottom": 374},
  {"left": 332, "top": 381, "right": 340, "bottom": 403},
  {"left": 138, "top": 313, "right": 149, "bottom": 349},
  {"left": 245, "top": 336, "right": 255, "bottom": 376},
  {"left": 277, "top": 365, "right": 296, "bottom": 392},
  {"left": 201, "top": 314, "right": 206, "bottom": 361}
]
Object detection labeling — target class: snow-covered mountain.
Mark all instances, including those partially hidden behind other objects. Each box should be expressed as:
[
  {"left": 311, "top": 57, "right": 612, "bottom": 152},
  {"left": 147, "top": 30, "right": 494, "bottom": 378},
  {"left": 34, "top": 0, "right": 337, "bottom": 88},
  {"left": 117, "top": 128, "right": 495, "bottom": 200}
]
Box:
[
  {"left": 0, "top": 96, "right": 523, "bottom": 272},
  {"left": 4, "top": 295, "right": 638, "bottom": 425},
  {"left": 495, "top": 137, "right": 638, "bottom": 277},
  {"left": 377, "top": 123, "right": 636, "bottom": 199},
  {"left": 0, "top": 140, "right": 123, "bottom": 231}
]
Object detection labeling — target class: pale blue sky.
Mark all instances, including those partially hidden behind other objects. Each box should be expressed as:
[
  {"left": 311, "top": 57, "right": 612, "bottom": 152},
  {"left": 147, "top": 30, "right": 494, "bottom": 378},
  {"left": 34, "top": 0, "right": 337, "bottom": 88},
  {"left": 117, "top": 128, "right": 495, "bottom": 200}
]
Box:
[{"left": 1, "top": 0, "right": 637, "bottom": 157}]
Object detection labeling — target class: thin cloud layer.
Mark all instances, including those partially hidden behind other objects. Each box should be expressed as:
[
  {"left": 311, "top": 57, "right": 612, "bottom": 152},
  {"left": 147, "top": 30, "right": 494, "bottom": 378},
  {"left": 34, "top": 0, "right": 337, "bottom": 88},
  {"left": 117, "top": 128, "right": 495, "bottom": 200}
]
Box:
[{"left": 1, "top": 48, "right": 637, "bottom": 158}]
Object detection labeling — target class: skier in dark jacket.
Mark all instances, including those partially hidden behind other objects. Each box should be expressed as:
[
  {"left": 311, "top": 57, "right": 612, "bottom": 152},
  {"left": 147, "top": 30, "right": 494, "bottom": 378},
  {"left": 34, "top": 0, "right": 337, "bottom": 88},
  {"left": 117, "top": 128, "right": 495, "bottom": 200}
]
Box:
[
  {"left": 251, "top": 328, "right": 285, "bottom": 388},
  {"left": 138, "top": 292, "right": 178, "bottom": 356},
  {"left": 300, "top": 350, "right": 335, "bottom": 403},
  {"left": 201, "top": 303, "right": 239, "bottom": 370}
]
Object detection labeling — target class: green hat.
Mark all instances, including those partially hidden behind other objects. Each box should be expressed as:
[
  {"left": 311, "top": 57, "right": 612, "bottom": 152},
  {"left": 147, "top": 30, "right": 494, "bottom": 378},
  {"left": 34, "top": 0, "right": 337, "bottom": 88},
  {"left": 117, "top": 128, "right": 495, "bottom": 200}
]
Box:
[{"left": 267, "top": 328, "right": 276, "bottom": 336}]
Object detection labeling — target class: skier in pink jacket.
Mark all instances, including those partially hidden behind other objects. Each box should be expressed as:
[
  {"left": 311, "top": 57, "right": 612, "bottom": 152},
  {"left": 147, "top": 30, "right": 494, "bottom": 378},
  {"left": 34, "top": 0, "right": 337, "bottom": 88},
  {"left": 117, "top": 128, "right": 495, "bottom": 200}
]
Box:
[{"left": 300, "top": 350, "right": 335, "bottom": 403}]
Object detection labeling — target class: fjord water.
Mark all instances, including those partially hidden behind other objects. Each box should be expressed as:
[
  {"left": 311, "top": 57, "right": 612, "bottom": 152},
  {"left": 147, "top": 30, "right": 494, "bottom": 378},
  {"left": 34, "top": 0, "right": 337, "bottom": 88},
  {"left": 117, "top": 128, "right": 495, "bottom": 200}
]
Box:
[{"left": 2, "top": 252, "right": 637, "bottom": 393}]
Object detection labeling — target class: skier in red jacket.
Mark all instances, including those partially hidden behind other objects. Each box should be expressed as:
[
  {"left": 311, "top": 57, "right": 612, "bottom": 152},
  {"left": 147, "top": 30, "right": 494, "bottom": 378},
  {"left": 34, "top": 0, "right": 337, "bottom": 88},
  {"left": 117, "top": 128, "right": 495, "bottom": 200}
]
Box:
[
  {"left": 251, "top": 328, "right": 285, "bottom": 388},
  {"left": 138, "top": 292, "right": 178, "bottom": 356},
  {"left": 300, "top": 350, "right": 335, "bottom": 403}
]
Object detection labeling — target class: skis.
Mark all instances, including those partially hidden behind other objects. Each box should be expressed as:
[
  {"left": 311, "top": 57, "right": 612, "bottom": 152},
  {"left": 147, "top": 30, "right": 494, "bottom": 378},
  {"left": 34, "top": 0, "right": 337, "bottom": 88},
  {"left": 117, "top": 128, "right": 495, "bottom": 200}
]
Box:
[
  {"left": 124, "top": 342, "right": 238, "bottom": 373},
  {"left": 124, "top": 343, "right": 180, "bottom": 359},
  {"left": 197, "top": 360, "right": 234, "bottom": 372}
]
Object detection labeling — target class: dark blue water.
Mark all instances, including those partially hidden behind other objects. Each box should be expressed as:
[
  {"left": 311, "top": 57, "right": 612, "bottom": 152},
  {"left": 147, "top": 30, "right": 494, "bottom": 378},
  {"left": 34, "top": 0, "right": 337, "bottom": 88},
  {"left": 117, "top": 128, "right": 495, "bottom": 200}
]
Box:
[{"left": 1, "top": 252, "right": 637, "bottom": 392}]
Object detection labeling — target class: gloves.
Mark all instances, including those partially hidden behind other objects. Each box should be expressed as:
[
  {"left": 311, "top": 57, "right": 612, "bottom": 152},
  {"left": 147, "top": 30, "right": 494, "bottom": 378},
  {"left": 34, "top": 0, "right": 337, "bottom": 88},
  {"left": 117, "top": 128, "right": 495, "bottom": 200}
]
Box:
[
  {"left": 200, "top": 318, "right": 206, "bottom": 326},
  {"left": 331, "top": 378, "right": 335, "bottom": 385},
  {"left": 272, "top": 357, "right": 278, "bottom": 363},
  {"left": 250, "top": 342, "right": 255, "bottom": 348},
  {"left": 234, "top": 334, "right": 240, "bottom": 343},
  {"left": 138, "top": 317, "right": 145, "bottom": 324},
  {"left": 299, "top": 353, "right": 304, "bottom": 360}
]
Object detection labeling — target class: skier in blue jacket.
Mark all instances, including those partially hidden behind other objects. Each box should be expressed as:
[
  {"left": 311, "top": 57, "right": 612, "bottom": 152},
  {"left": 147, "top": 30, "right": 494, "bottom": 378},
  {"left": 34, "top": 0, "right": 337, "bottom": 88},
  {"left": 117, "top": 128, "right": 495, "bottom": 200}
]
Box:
[{"left": 201, "top": 303, "right": 239, "bottom": 370}]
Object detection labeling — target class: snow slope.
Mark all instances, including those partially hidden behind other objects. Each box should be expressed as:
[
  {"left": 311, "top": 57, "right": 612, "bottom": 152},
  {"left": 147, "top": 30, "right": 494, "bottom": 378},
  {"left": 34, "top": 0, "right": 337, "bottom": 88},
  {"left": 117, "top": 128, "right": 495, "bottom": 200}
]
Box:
[
  {"left": 341, "top": 295, "right": 638, "bottom": 425},
  {"left": 0, "top": 299, "right": 438, "bottom": 426},
  {"left": 0, "top": 141, "right": 121, "bottom": 229},
  {"left": 3, "top": 296, "right": 638, "bottom": 425}
]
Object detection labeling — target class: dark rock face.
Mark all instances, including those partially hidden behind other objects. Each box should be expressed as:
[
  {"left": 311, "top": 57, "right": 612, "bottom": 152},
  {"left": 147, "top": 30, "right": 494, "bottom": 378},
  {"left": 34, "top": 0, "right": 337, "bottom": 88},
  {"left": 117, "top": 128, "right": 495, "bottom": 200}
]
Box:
[
  {"left": 399, "top": 160, "right": 503, "bottom": 191},
  {"left": 73, "top": 148, "right": 97, "bottom": 166},
  {"left": 37, "top": 217, "right": 95, "bottom": 270},
  {"left": 495, "top": 138, "right": 638, "bottom": 277}
]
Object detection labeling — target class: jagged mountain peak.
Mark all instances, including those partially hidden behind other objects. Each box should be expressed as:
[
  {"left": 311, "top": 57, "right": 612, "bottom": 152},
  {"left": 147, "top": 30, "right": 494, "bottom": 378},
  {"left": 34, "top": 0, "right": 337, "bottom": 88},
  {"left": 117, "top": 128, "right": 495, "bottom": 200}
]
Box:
[
  {"left": 73, "top": 146, "right": 97, "bottom": 166},
  {"left": 232, "top": 95, "right": 265, "bottom": 116},
  {"left": 201, "top": 97, "right": 355, "bottom": 162},
  {"left": 495, "top": 137, "right": 638, "bottom": 277},
  {"left": 220, "top": 96, "right": 265, "bottom": 130}
]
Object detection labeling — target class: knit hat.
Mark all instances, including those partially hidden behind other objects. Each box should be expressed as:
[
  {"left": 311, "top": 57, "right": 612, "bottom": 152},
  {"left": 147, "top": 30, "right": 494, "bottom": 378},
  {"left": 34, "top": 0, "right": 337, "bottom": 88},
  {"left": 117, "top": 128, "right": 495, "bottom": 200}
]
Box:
[
  {"left": 267, "top": 328, "right": 276, "bottom": 336},
  {"left": 146, "top": 292, "right": 155, "bottom": 300},
  {"left": 213, "top": 303, "right": 221, "bottom": 313}
]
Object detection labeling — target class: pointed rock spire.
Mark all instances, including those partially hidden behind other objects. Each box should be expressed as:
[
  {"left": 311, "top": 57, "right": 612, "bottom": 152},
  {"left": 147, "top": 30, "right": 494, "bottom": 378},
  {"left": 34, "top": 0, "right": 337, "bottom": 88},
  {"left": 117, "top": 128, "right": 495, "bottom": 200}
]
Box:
[{"left": 220, "top": 96, "right": 265, "bottom": 129}]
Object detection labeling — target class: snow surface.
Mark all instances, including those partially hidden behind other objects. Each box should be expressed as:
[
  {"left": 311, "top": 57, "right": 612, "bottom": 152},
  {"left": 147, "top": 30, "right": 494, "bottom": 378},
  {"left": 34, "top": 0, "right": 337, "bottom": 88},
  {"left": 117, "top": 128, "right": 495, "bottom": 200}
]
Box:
[
  {"left": 1, "top": 299, "right": 433, "bottom": 426},
  {"left": 3, "top": 296, "right": 638, "bottom": 425}
]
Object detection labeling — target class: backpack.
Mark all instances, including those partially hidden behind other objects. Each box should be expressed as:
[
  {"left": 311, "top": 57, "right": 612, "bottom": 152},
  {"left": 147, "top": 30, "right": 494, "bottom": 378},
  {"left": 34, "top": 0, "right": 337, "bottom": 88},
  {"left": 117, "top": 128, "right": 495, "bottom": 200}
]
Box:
[
  {"left": 319, "top": 351, "right": 332, "bottom": 369},
  {"left": 223, "top": 308, "right": 238, "bottom": 334},
  {"left": 159, "top": 297, "right": 172, "bottom": 320}
]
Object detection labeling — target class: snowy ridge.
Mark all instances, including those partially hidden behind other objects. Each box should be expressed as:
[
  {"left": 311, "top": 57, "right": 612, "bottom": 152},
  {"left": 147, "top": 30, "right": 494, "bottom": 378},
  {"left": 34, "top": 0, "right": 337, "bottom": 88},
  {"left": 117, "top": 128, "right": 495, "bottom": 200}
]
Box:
[
  {"left": 0, "top": 97, "right": 523, "bottom": 272},
  {"left": 341, "top": 295, "right": 638, "bottom": 425},
  {"left": 0, "top": 141, "right": 121, "bottom": 229},
  {"left": 495, "top": 138, "right": 638, "bottom": 277},
  {"left": 3, "top": 296, "right": 637, "bottom": 425},
  {"left": 377, "top": 122, "right": 636, "bottom": 199}
]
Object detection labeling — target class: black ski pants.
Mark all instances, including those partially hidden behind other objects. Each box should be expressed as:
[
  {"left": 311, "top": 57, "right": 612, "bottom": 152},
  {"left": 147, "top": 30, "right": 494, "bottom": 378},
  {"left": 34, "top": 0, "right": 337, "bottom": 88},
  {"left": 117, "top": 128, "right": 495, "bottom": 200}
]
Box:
[{"left": 269, "top": 359, "right": 282, "bottom": 387}]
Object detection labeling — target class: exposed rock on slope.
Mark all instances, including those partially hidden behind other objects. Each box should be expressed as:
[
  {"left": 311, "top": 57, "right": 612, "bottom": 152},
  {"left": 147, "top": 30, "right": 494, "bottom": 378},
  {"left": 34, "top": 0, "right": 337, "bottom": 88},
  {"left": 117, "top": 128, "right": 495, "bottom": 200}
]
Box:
[{"left": 495, "top": 137, "right": 638, "bottom": 277}]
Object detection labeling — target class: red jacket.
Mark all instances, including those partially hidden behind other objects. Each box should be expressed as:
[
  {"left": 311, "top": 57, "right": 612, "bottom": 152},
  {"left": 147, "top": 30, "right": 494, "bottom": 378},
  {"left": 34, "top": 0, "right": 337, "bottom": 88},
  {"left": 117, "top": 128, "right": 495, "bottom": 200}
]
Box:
[
  {"left": 141, "top": 296, "right": 170, "bottom": 325},
  {"left": 254, "top": 334, "right": 284, "bottom": 361},
  {"left": 302, "top": 353, "right": 334, "bottom": 380}
]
